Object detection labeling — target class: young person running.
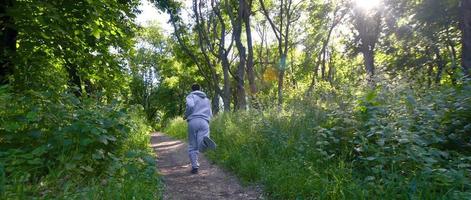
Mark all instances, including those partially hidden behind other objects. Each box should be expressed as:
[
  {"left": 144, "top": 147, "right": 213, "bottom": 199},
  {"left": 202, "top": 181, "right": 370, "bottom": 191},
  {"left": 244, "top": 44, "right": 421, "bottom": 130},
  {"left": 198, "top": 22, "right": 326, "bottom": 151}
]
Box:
[{"left": 184, "top": 84, "right": 216, "bottom": 174}]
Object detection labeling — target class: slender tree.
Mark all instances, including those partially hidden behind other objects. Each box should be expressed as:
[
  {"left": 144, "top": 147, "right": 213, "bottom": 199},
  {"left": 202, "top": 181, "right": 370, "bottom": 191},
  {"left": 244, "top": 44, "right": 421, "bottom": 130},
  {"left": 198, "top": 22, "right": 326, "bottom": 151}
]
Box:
[
  {"left": 157, "top": 0, "right": 223, "bottom": 113},
  {"left": 193, "top": 0, "right": 224, "bottom": 113},
  {"left": 462, "top": 0, "right": 471, "bottom": 77},
  {"left": 225, "top": 0, "right": 248, "bottom": 110},
  {"left": 353, "top": 4, "right": 381, "bottom": 88},
  {"left": 259, "top": 0, "right": 301, "bottom": 108},
  {"left": 0, "top": 0, "right": 17, "bottom": 85},
  {"left": 307, "top": 2, "right": 346, "bottom": 93},
  {"left": 212, "top": 0, "right": 234, "bottom": 111},
  {"left": 243, "top": 0, "right": 257, "bottom": 94}
]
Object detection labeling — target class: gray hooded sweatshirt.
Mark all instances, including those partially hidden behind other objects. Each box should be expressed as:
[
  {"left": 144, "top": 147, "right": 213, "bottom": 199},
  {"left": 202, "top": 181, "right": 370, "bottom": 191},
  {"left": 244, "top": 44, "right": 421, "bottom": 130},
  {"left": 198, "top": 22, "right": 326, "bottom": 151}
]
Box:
[{"left": 184, "top": 91, "right": 212, "bottom": 122}]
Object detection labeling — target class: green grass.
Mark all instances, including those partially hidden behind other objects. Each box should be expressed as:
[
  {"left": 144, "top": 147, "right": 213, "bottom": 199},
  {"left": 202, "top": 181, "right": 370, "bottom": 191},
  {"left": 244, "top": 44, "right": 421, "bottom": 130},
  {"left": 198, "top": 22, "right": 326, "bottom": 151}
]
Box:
[
  {"left": 164, "top": 117, "right": 187, "bottom": 140},
  {"left": 164, "top": 85, "right": 471, "bottom": 199}
]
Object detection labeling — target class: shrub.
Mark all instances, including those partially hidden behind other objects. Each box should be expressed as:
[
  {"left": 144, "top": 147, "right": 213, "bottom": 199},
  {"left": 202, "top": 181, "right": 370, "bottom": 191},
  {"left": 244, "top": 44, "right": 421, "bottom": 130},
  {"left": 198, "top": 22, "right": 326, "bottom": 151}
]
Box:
[
  {"left": 163, "top": 82, "right": 471, "bottom": 199},
  {"left": 0, "top": 86, "right": 162, "bottom": 199}
]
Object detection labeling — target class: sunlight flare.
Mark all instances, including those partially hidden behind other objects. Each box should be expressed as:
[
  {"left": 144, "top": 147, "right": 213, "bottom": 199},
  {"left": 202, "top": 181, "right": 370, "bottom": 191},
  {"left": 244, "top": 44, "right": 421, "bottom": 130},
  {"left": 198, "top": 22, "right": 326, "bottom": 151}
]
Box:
[{"left": 354, "top": 0, "right": 382, "bottom": 11}]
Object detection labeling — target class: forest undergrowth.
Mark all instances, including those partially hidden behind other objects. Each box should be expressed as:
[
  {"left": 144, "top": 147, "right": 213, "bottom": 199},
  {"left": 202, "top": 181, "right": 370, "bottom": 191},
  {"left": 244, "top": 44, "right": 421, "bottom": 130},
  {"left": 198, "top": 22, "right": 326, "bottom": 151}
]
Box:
[
  {"left": 166, "top": 80, "right": 471, "bottom": 199},
  {"left": 0, "top": 86, "right": 162, "bottom": 199}
]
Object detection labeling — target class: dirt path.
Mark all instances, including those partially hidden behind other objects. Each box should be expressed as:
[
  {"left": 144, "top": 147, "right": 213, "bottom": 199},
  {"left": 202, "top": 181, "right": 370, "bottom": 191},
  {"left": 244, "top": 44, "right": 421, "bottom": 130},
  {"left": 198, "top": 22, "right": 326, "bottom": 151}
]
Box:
[{"left": 151, "top": 132, "right": 263, "bottom": 200}]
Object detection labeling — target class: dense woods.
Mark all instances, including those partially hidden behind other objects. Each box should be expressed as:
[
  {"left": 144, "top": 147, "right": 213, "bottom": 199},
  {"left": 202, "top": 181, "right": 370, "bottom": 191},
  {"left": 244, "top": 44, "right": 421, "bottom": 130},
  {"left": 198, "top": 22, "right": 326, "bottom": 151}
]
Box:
[
  {"left": 0, "top": 0, "right": 160, "bottom": 198},
  {"left": 148, "top": 0, "right": 470, "bottom": 115},
  {"left": 1, "top": 0, "right": 470, "bottom": 199},
  {"left": 158, "top": 0, "right": 471, "bottom": 199}
]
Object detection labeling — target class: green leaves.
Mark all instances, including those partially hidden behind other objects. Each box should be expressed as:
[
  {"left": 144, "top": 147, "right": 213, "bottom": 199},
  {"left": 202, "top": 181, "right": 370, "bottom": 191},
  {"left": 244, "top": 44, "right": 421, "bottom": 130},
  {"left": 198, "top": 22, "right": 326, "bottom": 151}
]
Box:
[
  {"left": 0, "top": 89, "right": 153, "bottom": 191},
  {"left": 92, "top": 149, "right": 105, "bottom": 160},
  {"left": 192, "top": 80, "right": 471, "bottom": 199},
  {"left": 98, "top": 135, "right": 116, "bottom": 145},
  {"left": 80, "top": 165, "right": 94, "bottom": 172},
  {"left": 31, "top": 146, "right": 48, "bottom": 156},
  {"left": 11, "top": 0, "right": 139, "bottom": 97},
  {"left": 0, "top": 0, "right": 162, "bottom": 197},
  {"left": 92, "top": 28, "right": 101, "bottom": 39},
  {"left": 3, "top": 122, "right": 21, "bottom": 132},
  {"left": 26, "top": 109, "right": 40, "bottom": 122}
]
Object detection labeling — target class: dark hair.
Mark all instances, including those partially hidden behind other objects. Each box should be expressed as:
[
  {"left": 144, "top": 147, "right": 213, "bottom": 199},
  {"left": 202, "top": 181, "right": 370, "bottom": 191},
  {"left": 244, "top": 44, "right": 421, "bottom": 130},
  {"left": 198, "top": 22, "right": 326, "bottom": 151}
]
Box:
[{"left": 191, "top": 84, "right": 200, "bottom": 91}]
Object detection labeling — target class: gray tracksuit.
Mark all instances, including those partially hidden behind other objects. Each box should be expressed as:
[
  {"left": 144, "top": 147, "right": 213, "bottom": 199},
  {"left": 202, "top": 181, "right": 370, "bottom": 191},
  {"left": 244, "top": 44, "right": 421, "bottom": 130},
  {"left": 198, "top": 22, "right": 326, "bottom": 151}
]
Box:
[{"left": 184, "top": 91, "right": 212, "bottom": 169}]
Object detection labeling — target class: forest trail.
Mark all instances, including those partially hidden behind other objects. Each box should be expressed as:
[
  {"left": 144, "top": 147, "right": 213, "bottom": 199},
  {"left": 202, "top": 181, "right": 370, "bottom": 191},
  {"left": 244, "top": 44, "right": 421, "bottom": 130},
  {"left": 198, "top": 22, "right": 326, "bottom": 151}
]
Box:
[{"left": 151, "top": 132, "right": 263, "bottom": 200}]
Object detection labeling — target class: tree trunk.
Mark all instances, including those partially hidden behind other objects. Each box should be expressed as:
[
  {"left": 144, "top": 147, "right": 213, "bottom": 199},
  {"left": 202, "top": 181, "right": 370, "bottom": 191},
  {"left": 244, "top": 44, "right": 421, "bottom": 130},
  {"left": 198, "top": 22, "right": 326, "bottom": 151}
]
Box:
[
  {"left": 307, "top": 8, "right": 343, "bottom": 94},
  {"left": 427, "top": 64, "right": 433, "bottom": 88},
  {"left": 212, "top": 94, "right": 220, "bottom": 114},
  {"left": 233, "top": 0, "right": 247, "bottom": 110},
  {"left": 289, "top": 51, "right": 297, "bottom": 89},
  {"left": 168, "top": 10, "right": 214, "bottom": 90},
  {"left": 220, "top": 45, "right": 231, "bottom": 112},
  {"left": 213, "top": 0, "right": 232, "bottom": 112},
  {"left": 327, "top": 48, "right": 335, "bottom": 84},
  {"left": 277, "top": 57, "right": 285, "bottom": 108},
  {"left": 84, "top": 79, "right": 94, "bottom": 96},
  {"left": 277, "top": 62, "right": 285, "bottom": 109},
  {"left": 450, "top": 46, "right": 458, "bottom": 84},
  {"left": 447, "top": 43, "right": 458, "bottom": 85},
  {"left": 259, "top": 0, "right": 289, "bottom": 108},
  {"left": 321, "top": 47, "right": 327, "bottom": 80},
  {"left": 224, "top": 0, "right": 247, "bottom": 110},
  {"left": 243, "top": 0, "right": 257, "bottom": 94},
  {"left": 232, "top": 84, "right": 238, "bottom": 110},
  {"left": 193, "top": 0, "right": 222, "bottom": 114},
  {"left": 445, "top": 28, "right": 458, "bottom": 85},
  {"left": 66, "top": 62, "right": 82, "bottom": 97},
  {"left": 355, "top": 10, "right": 380, "bottom": 88},
  {"left": 462, "top": 0, "right": 471, "bottom": 77},
  {"left": 222, "top": 61, "right": 231, "bottom": 111},
  {"left": 434, "top": 47, "right": 445, "bottom": 84},
  {"left": 0, "top": 0, "right": 17, "bottom": 85},
  {"left": 362, "top": 48, "right": 375, "bottom": 87}
]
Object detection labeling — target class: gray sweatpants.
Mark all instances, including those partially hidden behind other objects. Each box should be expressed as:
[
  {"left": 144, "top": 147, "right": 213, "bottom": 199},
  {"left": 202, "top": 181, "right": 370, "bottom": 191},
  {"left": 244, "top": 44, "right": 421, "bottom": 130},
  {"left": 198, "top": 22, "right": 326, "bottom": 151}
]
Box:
[{"left": 188, "top": 118, "right": 209, "bottom": 169}]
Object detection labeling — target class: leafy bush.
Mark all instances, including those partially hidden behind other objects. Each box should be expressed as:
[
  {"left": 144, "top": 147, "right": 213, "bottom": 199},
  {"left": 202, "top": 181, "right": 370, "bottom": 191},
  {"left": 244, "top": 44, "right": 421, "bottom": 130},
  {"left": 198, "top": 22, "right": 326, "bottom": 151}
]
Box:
[
  {"left": 165, "top": 82, "right": 471, "bottom": 199},
  {"left": 0, "top": 86, "right": 161, "bottom": 199}
]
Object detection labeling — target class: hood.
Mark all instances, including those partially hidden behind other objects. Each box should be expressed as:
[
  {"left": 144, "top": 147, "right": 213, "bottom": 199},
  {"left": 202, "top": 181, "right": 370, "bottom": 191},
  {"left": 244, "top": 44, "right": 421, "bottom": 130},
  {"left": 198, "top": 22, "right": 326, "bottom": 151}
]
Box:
[{"left": 191, "top": 91, "right": 207, "bottom": 99}]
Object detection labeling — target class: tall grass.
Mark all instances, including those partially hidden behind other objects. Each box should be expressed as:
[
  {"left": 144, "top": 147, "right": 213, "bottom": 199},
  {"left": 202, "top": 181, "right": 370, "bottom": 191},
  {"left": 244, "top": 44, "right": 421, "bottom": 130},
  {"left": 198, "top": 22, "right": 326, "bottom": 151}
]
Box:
[
  {"left": 164, "top": 117, "right": 187, "bottom": 140},
  {"left": 165, "top": 83, "right": 471, "bottom": 199}
]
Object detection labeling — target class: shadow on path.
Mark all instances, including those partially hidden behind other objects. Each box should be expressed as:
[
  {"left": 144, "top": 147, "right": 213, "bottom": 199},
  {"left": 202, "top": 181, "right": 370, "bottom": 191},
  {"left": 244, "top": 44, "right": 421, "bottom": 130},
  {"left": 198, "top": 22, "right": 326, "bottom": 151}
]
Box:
[{"left": 151, "top": 132, "right": 263, "bottom": 200}]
